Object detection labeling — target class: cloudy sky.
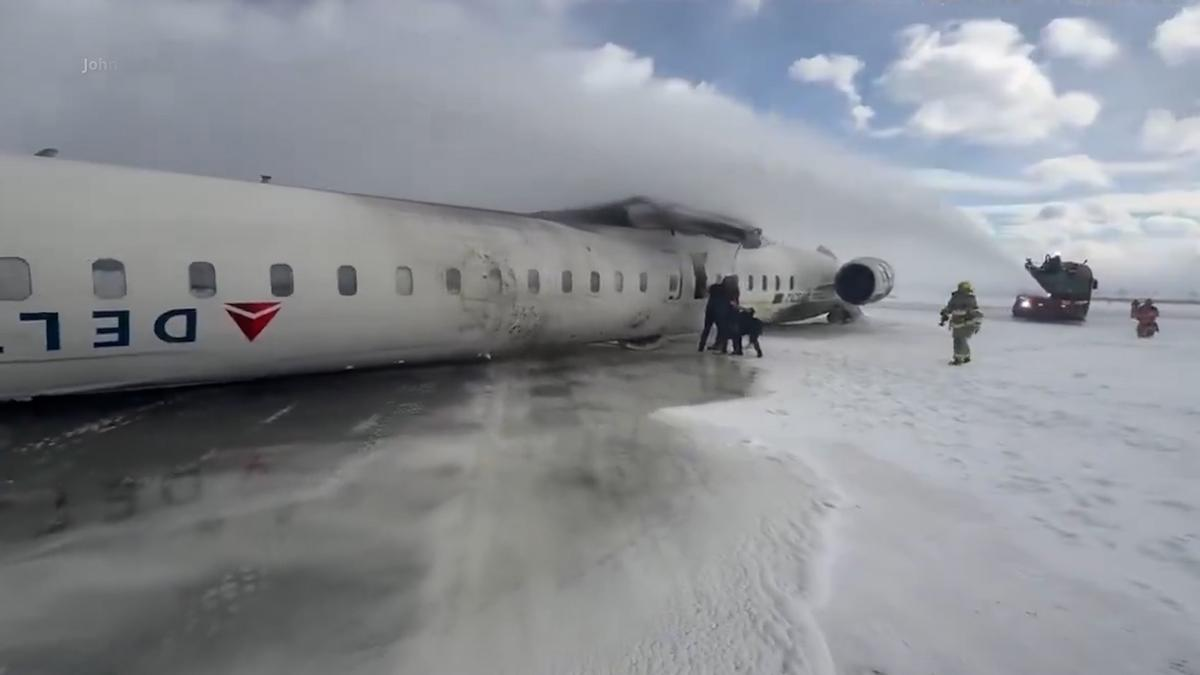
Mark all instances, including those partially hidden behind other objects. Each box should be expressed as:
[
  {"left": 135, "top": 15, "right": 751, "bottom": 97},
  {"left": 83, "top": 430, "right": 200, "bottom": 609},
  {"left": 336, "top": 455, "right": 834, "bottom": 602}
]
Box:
[{"left": 1, "top": 0, "right": 1197, "bottom": 295}]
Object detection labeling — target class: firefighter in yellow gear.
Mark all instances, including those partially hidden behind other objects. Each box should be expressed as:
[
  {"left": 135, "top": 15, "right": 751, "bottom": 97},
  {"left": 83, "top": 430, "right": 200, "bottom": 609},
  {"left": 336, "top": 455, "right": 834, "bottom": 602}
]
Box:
[{"left": 939, "top": 281, "right": 983, "bottom": 365}]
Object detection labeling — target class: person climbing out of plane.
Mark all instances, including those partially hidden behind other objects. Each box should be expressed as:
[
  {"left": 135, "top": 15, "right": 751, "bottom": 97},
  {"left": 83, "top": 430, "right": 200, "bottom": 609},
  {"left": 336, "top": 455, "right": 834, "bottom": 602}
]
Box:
[
  {"left": 738, "top": 307, "right": 764, "bottom": 358},
  {"left": 939, "top": 281, "right": 983, "bottom": 366},
  {"left": 699, "top": 280, "right": 727, "bottom": 351},
  {"left": 1134, "top": 299, "right": 1160, "bottom": 338}
]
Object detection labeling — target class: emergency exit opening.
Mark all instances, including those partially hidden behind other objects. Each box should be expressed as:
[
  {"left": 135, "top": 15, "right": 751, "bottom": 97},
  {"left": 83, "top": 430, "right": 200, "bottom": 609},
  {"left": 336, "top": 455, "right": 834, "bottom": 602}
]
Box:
[{"left": 690, "top": 252, "right": 708, "bottom": 299}]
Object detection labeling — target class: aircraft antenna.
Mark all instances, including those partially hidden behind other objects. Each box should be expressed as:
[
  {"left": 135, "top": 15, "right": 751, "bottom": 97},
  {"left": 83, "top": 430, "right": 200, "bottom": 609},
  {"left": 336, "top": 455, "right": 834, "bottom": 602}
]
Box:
[{"left": 34, "top": 148, "right": 58, "bottom": 158}]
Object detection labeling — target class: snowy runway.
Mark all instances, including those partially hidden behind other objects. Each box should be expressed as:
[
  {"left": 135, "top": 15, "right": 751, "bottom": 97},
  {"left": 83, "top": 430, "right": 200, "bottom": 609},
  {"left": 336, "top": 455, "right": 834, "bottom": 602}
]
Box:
[
  {"left": 1, "top": 301, "right": 1198, "bottom": 674},
  {"left": 665, "top": 299, "right": 1200, "bottom": 675}
]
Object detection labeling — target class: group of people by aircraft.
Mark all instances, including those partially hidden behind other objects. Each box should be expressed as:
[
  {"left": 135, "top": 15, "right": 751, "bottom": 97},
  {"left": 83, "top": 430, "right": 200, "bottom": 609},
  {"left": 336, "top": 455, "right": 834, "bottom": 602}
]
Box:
[
  {"left": 698, "top": 277, "right": 764, "bottom": 357},
  {"left": 696, "top": 275, "right": 987, "bottom": 365},
  {"left": 697, "top": 273, "right": 1165, "bottom": 367}
]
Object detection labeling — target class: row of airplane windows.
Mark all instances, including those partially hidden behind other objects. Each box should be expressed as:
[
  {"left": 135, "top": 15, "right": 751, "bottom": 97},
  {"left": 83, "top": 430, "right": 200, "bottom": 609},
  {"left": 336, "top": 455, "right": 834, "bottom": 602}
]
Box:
[
  {"left": 747, "top": 274, "right": 796, "bottom": 293},
  {"left": 0, "top": 257, "right": 682, "bottom": 301}
]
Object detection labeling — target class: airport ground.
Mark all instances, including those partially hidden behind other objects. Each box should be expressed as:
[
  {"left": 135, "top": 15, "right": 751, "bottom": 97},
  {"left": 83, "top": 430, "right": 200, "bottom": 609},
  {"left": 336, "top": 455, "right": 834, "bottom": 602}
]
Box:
[{"left": 1, "top": 300, "right": 1198, "bottom": 675}]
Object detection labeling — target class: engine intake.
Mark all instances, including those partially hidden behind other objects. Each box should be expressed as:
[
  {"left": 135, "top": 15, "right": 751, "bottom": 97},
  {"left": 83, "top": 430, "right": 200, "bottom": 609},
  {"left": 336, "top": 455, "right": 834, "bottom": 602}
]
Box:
[{"left": 834, "top": 257, "right": 895, "bottom": 305}]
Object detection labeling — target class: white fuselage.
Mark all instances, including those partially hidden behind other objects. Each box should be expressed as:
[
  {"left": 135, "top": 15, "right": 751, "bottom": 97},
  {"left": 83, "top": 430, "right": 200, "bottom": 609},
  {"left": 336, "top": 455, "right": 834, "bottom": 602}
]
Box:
[{"left": 0, "top": 156, "right": 854, "bottom": 400}]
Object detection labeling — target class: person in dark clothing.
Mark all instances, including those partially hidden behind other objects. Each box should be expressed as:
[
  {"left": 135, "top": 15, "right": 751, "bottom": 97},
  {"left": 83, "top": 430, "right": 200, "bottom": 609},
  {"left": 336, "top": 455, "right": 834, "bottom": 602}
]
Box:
[
  {"left": 711, "top": 277, "right": 744, "bottom": 354},
  {"left": 721, "top": 306, "right": 744, "bottom": 355},
  {"left": 738, "top": 307, "right": 764, "bottom": 358},
  {"left": 699, "top": 281, "right": 726, "bottom": 351}
]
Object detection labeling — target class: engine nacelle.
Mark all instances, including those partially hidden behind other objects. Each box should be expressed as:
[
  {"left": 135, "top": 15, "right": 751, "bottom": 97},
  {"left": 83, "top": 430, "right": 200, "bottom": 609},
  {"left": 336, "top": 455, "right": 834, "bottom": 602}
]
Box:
[{"left": 834, "top": 257, "right": 895, "bottom": 305}]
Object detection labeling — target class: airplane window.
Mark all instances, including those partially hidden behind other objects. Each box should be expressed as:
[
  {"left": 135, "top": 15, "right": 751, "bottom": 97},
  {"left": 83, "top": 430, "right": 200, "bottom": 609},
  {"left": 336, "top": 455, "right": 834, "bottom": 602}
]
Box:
[
  {"left": 0, "top": 257, "right": 32, "bottom": 301},
  {"left": 527, "top": 269, "right": 540, "bottom": 294},
  {"left": 761, "top": 275, "right": 768, "bottom": 292},
  {"left": 614, "top": 271, "right": 624, "bottom": 293},
  {"left": 790, "top": 276, "right": 795, "bottom": 290},
  {"left": 562, "top": 270, "right": 573, "bottom": 293},
  {"left": 395, "top": 266, "right": 413, "bottom": 296},
  {"left": 271, "top": 263, "right": 294, "bottom": 297},
  {"left": 338, "top": 265, "right": 358, "bottom": 296},
  {"left": 189, "top": 261, "right": 217, "bottom": 298},
  {"left": 639, "top": 271, "right": 648, "bottom": 292},
  {"left": 775, "top": 275, "right": 781, "bottom": 291},
  {"left": 487, "top": 267, "right": 503, "bottom": 294},
  {"left": 446, "top": 267, "right": 461, "bottom": 295},
  {"left": 669, "top": 274, "right": 679, "bottom": 293},
  {"left": 748, "top": 275, "right": 754, "bottom": 291},
  {"left": 590, "top": 271, "right": 600, "bottom": 293},
  {"left": 92, "top": 258, "right": 126, "bottom": 300}
]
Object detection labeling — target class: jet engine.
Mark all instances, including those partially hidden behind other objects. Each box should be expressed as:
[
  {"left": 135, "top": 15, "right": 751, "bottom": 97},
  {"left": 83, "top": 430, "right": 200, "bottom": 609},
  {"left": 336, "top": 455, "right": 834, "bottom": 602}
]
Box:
[{"left": 833, "top": 257, "right": 895, "bottom": 305}]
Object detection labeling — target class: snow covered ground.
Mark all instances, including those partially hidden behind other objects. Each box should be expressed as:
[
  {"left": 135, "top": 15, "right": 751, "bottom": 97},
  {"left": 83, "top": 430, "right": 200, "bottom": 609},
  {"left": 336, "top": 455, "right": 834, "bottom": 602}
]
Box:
[
  {"left": 656, "top": 299, "right": 1200, "bottom": 675},
  {"left": 2, "top": 300, "right": 1197, "bottom": 675}
]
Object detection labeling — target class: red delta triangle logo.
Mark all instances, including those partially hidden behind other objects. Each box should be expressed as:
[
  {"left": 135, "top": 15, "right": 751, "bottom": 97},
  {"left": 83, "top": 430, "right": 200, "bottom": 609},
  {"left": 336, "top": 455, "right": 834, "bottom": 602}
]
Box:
[{"left": 224, "top": 302, "right": 282, "bottom": 342}]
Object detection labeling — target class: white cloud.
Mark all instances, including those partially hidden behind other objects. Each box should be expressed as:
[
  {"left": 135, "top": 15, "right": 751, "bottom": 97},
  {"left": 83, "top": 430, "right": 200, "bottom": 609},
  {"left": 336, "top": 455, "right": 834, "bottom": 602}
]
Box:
[
  {"left": 878, "top": 20, "right": 1101, "bottom": 145},
  {"left": 789, "top": 53, "right": 875, "bottom": 130},
  {"left": 912, "top": 155, "right": 1185, "bottom": 197},
  {"left": 1142, "top": 215, "right": 1200, "bottom": 237},
  {"left": 910, "top": 169, "right": 1045, "bottom": 197},
  {"left": 1023, "top": 154, "right": 1113, "bottom": 190},
  {"left": 0, "top": 0, "right": 1020, "bottom": 295},
  {"left": 968, "top": 192, "right": 1200, "bottom": 294},
  {"left": 971, "top": 189, "right": 1200, "bottom": 222},
  {"left": 1040, "top": 17, "right": 1119, "bottom": 68},
  {"left": 578, "top": 42, "right": 655, "bottom": 90},
  {"left": 1141, "top": 109, "right": 1200, "bottom": 156},
  {"left": 1153, "top": 3, "right": 1200, "bottom": 65}
]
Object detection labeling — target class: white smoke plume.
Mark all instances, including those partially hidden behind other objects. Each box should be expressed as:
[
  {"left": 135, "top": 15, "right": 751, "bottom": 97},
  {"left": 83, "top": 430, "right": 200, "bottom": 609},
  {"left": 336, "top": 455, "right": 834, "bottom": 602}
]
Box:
[{"left": 0, "top": 0, "right": 1024, "bottom": 296}]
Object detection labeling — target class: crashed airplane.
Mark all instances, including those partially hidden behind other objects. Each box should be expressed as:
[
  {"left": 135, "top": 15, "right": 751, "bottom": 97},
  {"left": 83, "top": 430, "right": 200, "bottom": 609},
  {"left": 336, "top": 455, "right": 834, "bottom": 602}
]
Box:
[{"left": 0, "top": 154, "right": 893, "bottom": 400}]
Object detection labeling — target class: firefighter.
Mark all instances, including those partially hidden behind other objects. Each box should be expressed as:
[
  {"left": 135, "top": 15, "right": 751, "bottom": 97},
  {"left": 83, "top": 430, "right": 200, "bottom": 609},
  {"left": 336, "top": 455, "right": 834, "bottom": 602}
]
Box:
[
  {"left": 1134, "top": 299, "right": 1160, "bottom": 338},
  {"left": 939, "top": 281, "right": 983, "bottom": 365}
]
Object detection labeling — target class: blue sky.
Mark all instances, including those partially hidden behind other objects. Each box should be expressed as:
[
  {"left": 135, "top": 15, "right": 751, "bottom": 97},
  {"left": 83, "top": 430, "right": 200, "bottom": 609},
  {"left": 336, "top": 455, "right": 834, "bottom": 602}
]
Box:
[
  {"left": 550, "top": 0, "right": 1200, "bottom": 291},
  {"left": 568, "top": 1, "right": 1191, "bottom": 164}
]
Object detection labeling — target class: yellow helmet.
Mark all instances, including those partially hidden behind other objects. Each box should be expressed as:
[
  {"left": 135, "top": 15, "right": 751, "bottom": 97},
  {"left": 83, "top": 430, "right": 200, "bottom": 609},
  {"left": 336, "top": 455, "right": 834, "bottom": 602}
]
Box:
[{"left": 957, "top": 281, "right": 974, "bottom": 293}]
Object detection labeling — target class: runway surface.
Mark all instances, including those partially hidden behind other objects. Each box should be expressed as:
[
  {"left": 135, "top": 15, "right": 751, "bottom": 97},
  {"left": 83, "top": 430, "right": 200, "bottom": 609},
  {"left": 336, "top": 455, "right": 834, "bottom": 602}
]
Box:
[{"left": 0, "top": 343, "right": 759, "bottom": 675}]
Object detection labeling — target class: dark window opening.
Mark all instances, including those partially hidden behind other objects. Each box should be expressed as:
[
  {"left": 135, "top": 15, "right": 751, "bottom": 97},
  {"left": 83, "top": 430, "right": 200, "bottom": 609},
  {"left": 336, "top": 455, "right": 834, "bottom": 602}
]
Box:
[
  {"left": 189, "top": 261, "right": 216, "bottom": 298},
  {"left": 271, "top": 263, "right": 294, "bottom": 297},
  {"left": 446, "top": 268, "right": 461, "bottom": 294},
  {"left": 337, "top": 265, "right": 358, "bottom": 296},
  {"left": 0, "top": 257, "right": 32, "bottom": 301},
  {"left": 396, "top": 266, "right": 413, "bottom": 295},
  {"left": 690, "top": 252, "right": 708, "bottom": 299},
  {"left": 590, "top": 271, "right": 600, "bottom": 293},
  {"left": 93, "top": 258, "right": 126, "bottom": 299}
]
